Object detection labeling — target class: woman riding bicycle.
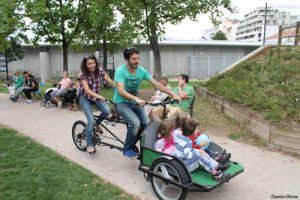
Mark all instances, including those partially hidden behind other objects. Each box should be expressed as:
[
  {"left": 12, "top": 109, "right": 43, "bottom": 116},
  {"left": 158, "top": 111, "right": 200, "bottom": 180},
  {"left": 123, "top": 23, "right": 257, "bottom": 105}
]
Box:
[{"left": 77, "top": 55, "right": 115, "bottom": 154}]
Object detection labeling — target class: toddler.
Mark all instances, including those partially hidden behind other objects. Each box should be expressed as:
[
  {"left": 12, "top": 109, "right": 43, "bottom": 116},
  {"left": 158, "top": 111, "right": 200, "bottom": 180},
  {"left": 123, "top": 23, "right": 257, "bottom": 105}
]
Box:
[
  {"left": 154, "top": 119, "right": 177, "bottom": 155},
  {"left": 174, "top": 117, "right": 230, "bottom": 181}
]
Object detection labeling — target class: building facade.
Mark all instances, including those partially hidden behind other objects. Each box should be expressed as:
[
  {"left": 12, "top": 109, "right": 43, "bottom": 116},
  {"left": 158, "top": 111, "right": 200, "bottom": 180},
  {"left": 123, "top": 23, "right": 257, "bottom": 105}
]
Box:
[
  {"left": 220, "top": 18, "right": 239, "bottom": 41},
  {"left": 236, "top": 6, "right": 300, "bottom": 43},
  {"left": 3, "top": 41, "right": 260, "bottom": 81}
]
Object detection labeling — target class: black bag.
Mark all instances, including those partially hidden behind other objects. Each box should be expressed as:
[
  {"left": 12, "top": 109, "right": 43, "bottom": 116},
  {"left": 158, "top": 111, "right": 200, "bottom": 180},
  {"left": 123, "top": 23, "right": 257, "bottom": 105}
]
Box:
[{"left": 63, "top": 89, "right": 77, "bottom": 103}]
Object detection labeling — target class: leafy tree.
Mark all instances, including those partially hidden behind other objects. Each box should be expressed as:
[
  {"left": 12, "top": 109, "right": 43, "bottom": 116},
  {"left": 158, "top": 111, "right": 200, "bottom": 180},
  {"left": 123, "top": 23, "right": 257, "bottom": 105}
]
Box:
[
  {"left": 23, "top": 0, "right": 88, "bottom": 72},
  {"left": 0, "top": 0, "right": 24, "bottom": 52},
  {"left": 0, "top": 1, "right": 25, "bottom": 80},
  {"left": 4, "top": 37, "right": 24, "bottom": 63},
  {"left": 83, "top": 0, "right": 138, "bottom": 70},
  {"left": 2, "top": 37, "right": 24, "bottom": 80},
  {"left": 118, "top": 0, "right": 235, "bottom": 79},
  {"left": 212, "top": 31, "right": 228, "bottom": 40}
]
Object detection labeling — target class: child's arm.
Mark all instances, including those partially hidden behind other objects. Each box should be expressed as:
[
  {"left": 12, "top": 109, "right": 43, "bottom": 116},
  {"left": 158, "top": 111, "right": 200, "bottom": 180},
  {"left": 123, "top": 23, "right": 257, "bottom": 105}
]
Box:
[
  {"left": 182, "top": 142, "right": 194, "bottom": 159},
  {"left": 154, "top": 139, "right": 165, "bottom": 152},
  {"left": 197, "top": 140, "right": 209, "bottom": 149}
]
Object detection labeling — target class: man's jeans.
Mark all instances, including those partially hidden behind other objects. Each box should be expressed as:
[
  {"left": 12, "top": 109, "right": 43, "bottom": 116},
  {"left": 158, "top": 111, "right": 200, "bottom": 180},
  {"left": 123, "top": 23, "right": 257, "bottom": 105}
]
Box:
[
  {"left": 114, "top": 102, "right": 149, "bottom": 150},
  {"left": 79, "top": 96, "right": 110, "bottom": 147}
]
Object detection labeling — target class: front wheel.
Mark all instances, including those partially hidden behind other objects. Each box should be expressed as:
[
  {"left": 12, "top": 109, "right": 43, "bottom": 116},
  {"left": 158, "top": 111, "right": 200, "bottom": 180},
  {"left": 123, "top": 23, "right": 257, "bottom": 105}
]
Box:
[
  {"left": 151, "top": 158, "right": 189, "bottom": 200},
  {"left": 72, "top": 120, "right": 87, "bottom": 151}
]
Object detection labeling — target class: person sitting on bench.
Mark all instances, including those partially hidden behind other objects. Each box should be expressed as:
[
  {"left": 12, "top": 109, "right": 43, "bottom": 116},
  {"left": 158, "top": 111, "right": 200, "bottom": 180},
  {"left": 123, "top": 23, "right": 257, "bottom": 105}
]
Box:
[
  {"left": 51, "top": 71, "right": 72, "bottom": 108},
  {"left": 153, "top": 74, "right": 194, "bottom": 119},
  {"left": 7, "top": 70, "right": 23, "bottom": 97},
  {"left": 10, "top": 71, "right": 38, "bottom": 104}
]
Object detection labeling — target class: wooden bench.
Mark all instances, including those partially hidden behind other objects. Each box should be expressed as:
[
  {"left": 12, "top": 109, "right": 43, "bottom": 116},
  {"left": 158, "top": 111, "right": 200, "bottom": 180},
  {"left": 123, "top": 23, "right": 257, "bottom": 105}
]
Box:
[{"left": 188, "top": 96, "right": 195, "bottom": 117}]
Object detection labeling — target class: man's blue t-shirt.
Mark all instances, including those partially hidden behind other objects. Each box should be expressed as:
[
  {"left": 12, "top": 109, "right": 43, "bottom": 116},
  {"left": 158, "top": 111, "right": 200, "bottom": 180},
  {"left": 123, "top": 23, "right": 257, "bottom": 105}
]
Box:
[{"left": 113, "top": 64, "right": 151, "bottom": 103}]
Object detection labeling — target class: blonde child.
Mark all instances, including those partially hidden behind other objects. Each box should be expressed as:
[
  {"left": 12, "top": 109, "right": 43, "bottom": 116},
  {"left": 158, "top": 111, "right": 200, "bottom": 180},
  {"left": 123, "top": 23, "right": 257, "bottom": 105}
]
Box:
[{"left": 154, "top": 119, "right": 177, "bottom": 155}]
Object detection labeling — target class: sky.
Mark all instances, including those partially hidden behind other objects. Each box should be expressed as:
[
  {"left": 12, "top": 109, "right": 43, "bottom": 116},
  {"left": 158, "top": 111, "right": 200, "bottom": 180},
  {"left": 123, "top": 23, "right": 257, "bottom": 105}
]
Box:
[{"left": 164, "top": 0, "right": 300, "bottom": 40}]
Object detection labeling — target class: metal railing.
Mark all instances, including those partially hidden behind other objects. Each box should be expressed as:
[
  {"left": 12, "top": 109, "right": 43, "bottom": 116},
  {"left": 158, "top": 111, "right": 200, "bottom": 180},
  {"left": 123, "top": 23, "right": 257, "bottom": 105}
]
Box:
[{"left": 278, "top": 21, "right": 300, "bottom": 45}]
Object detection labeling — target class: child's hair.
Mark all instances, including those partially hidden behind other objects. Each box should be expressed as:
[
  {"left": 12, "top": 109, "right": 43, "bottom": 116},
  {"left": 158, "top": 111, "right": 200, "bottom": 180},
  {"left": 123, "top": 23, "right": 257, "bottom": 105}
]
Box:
[
  {"left": 158, "top": 119, "right": 175, "bottom": 138},
  {"left": 175, "top": 113, "right": 189, "bottom": 129},
  {"left": 181, "top": 118, "right": 199, "bottom": 136}
]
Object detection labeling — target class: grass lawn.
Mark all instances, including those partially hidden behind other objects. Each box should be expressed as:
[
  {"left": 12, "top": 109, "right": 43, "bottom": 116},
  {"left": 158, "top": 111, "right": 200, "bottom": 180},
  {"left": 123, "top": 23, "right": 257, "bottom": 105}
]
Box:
[
  {"left": 0, "top": 128, "right": 132, "bottom": 200},
  {"left": 0, "top": 84, "right": 8, "bottom": 94}
]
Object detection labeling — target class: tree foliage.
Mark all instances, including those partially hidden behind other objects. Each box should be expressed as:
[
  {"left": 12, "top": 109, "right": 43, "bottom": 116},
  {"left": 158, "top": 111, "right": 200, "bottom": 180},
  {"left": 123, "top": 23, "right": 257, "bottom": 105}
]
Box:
[
  {"left": 212, "top": 31, "right": 228, "bottom": 40},
  {"left": 23, "top": 0, "right": 89, "bottom": 72},
  {"left": 82, "top": 0, "right": 138, "bottom": 70},
  {"left": 0, "top": 0, "right": 24, "bottom": 52},
  {"left": 5, "top": 37, "right": 24, "bottom": 63},
  {"left": 118, "top": 0, "right": 235, "bottom": 78}
]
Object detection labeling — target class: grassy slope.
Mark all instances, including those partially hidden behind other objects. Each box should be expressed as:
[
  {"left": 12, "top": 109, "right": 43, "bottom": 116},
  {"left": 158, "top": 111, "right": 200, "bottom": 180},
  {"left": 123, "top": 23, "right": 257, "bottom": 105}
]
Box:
[{"left": 205, "top": 46, "right": 300, "bottom": 123}]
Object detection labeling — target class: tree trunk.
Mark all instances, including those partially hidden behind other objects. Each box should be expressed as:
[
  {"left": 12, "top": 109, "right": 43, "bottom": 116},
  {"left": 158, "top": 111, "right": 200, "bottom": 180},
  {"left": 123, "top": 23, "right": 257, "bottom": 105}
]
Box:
[
  {"left": 149, "top": 31, "right": 161, "bottom": 80},
  {"left": 5, "top": 53, "right": 8, "bottom": 81},
  {"left": 102, "top": 38, "right": 107, "bottom": 70},
  {"left": 62, "top": 39, "right": 68, "bottom": 72}
]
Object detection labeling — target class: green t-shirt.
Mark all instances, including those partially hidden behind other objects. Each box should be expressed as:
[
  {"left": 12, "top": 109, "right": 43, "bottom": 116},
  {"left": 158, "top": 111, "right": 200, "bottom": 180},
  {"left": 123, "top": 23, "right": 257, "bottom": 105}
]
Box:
[
  {"left": 13, "top": 76, "right": 24, "bottom": 89},
  {"left": 113, "top": 64, "right": 152, "bottom": 103},
  {"left": 172, "top": 85, "right": 194, "bottom": 111}
]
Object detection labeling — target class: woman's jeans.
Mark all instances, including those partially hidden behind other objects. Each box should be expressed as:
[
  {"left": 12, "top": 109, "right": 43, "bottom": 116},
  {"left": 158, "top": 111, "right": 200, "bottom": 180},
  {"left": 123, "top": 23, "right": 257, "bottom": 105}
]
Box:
[
  {"left": 114, "top": 102, "right": 149, "bottom": 151},
  {"left": 79, "top": 96, "right": 110, "bottom": 147}
]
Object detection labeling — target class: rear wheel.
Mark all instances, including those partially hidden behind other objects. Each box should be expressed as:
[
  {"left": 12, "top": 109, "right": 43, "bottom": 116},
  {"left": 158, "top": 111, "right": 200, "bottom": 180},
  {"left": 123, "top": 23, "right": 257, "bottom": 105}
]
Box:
[
  {"left": 151, "top": 159, "right": 189, "bottom": 200},
  {"left": 72, "top": 120, "right": 88, "bottom": 151}
]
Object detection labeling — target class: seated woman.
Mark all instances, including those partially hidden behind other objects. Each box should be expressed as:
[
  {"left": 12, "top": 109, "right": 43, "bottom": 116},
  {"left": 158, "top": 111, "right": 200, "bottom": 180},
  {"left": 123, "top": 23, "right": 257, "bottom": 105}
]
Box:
[
  {"left": 10, "top": 71, "right": 38, "bottom": 103},
  {"left": 7, "top": 70, "right": 23, "bottom": 97},
  {"left": 51, "top": 71, "right": 72, "bottom": 108}
]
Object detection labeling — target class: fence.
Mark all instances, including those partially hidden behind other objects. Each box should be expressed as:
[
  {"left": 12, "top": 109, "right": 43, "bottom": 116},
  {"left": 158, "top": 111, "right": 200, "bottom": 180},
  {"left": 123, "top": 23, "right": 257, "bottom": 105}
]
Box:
[
  {"left": 189, "top": 56, "right": 242, "bottom": 79},
  {"left": 263, "top": 4, "right": 300, "bottom": 45},
  {"left": 278, "top": 21, "right": 300, "bottom": 45}
]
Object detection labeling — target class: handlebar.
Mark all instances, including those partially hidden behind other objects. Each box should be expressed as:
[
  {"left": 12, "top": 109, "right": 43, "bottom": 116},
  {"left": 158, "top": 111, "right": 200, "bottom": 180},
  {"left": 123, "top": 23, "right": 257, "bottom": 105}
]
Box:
[
  {"left": 145, "top": 99, "right": 179, "bottom": 106},
  {"left": 95, "top": 99, "right": 178, "bottom": 107}
]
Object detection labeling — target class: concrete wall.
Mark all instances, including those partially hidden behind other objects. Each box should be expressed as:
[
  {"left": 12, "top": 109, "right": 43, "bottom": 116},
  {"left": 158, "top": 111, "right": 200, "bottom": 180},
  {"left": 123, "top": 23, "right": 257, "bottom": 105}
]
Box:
[{"left": 5, "top": 43, "right": 259, "bottom": 80}]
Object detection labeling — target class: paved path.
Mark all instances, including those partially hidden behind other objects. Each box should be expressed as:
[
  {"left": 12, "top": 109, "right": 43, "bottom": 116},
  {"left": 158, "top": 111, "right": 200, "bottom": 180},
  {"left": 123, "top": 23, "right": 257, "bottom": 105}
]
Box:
[{"left": 0, "top": 93, "right": 299, "bottom": 200}]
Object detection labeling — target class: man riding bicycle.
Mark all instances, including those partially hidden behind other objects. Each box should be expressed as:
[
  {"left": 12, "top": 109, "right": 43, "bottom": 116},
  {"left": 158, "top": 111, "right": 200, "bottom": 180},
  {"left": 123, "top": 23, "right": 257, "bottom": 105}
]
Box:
[{"left": 113, "top": 47, "right": 181, "bottom": 158}]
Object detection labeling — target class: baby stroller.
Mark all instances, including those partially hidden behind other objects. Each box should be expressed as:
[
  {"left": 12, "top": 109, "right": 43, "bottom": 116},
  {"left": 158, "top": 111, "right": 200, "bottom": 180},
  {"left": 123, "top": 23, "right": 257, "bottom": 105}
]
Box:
[{"left": 40, "top": 84, "right": 58, "bottom": 108}]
